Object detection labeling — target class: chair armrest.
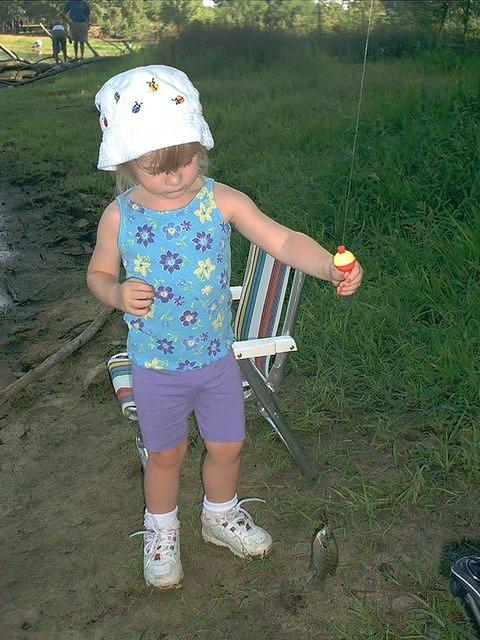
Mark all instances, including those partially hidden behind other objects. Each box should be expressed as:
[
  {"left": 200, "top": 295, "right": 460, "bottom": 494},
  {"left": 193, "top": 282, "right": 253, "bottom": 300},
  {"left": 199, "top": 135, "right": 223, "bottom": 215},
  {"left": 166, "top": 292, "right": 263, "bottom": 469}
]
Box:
[
  {"left": 231, "top": 335, "right": 297, "bottom": 359},
  {"left": 230, "top": 285, "right": 242, "bottom": 301}
]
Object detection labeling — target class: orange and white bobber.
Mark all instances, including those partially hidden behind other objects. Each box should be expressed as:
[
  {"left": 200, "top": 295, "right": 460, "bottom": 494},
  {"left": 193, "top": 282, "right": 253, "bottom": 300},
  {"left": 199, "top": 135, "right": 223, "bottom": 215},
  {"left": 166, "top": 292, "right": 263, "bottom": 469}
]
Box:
[{"left": 333, "top": 245, "right": 356, "bottom": 273}]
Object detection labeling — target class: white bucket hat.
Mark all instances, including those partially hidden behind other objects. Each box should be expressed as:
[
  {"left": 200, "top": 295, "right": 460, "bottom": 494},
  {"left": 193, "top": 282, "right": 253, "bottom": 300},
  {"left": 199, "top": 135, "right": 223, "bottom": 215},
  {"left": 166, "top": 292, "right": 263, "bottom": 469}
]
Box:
[{"left": 95, "top": 65, "right": 214, "bottom": 171}]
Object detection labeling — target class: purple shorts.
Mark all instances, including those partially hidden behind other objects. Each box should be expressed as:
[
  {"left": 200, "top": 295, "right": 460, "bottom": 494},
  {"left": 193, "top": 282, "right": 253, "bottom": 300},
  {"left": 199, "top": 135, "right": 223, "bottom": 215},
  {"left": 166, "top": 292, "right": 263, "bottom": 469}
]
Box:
[{"left": 131, "top": 351, "right": 245, "bottom": 452}]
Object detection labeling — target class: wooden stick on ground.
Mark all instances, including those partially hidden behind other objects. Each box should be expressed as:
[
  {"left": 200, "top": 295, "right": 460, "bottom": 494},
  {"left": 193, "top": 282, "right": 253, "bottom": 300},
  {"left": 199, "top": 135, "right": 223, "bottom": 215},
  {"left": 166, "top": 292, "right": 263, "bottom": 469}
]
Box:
[
  {"left": 0, "top": 56, "right": 110, "bottom": 87},
  {"left": 0, "top": 306, "right": 113, "bottom": 406},
  {"left": 39, "top": 22, "right": 52, "bottom": 37},
  {"left": 0, "top": 42, "right": 30, "bottom": 63}
]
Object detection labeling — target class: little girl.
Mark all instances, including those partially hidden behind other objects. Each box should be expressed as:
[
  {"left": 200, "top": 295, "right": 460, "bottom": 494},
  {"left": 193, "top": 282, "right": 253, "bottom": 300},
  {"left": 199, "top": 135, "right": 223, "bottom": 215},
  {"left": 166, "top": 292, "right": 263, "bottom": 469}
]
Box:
[{"left": 87, "top": 65, "right": 363, "bottom": 590}]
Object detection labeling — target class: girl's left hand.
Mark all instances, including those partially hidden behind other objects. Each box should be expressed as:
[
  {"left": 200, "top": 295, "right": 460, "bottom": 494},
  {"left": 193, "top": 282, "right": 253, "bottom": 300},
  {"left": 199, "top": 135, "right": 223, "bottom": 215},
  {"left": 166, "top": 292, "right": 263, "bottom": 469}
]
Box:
[{"left": 330, "top": 260, "right": 363, "bottom": 297}]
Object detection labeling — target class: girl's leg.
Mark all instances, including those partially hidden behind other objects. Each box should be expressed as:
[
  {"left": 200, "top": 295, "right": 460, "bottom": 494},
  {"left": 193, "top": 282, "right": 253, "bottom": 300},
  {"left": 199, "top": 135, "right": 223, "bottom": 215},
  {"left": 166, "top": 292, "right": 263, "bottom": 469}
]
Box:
[
  {"left": 201, "top": 440, "right": 272, "bottom": 559},
  {"left": 144, "top": 439, "right": 188, "bottom": 514},
  {"left": 202, "top": 440, "right": 243, "bottom": 502},
  {"left": 141, "top": 440, "right": 187, "bottom": 590}
]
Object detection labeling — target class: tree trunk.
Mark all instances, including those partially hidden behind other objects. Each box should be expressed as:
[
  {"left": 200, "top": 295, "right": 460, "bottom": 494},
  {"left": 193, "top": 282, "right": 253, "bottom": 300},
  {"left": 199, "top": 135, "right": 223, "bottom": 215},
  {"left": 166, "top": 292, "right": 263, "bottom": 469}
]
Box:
[
  {"left": 462, "top": 0, "right": 472, "bottom": 38},
  {"left": 438, "top": 1, "right": 450, "bottom": 34}
]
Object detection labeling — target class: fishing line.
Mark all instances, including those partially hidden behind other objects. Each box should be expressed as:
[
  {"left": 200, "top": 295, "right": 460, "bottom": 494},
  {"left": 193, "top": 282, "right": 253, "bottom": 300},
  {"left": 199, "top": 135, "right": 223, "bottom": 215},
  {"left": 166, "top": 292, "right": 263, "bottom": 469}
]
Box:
[
  {"left": 326, "top": 0, "right": 374, "bottom": 515},
  {"left": 341, "top": 0, "right": 375, "bottom": 244},
  {"left": 336, "top": 0, "right": 374, "bottom": 404},
  {"left": 322, "top": 3, "right": 374, "bottom": 569}
]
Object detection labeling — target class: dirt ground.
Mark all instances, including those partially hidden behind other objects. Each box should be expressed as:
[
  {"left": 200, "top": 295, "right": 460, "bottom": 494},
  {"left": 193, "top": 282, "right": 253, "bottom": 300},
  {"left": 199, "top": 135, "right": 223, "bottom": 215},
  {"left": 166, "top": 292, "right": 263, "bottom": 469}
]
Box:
[{"left": 1, "top": 186, "right": 477, "bottom": 640}]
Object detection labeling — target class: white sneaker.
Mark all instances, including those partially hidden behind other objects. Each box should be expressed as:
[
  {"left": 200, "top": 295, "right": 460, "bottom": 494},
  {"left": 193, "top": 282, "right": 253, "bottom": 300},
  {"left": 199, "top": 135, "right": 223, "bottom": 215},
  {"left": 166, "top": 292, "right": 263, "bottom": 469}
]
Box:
[
  {"left": 131, "top": 521, "right": 183, "bottom": 589},
  {"left": 201, "top": 498, "right": 273, "bottom": 559}
]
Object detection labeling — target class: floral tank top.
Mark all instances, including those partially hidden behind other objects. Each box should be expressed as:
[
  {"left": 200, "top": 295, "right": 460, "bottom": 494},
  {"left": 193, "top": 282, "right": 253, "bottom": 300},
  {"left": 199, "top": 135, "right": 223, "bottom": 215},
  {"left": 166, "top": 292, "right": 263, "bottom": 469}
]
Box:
[{"left": 117, "top": 177, "right": 234, "bottom": 371}]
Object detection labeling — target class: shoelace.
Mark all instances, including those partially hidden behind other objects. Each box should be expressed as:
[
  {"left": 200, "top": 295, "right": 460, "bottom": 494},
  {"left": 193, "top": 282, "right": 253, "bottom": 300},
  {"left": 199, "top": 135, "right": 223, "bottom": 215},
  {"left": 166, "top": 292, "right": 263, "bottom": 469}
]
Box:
[
  {"left": 130, "top": 527, "right": 178, "bottom": 566},
  {"left": 216, "top": 498, "right": 266, "bottom": 532}
]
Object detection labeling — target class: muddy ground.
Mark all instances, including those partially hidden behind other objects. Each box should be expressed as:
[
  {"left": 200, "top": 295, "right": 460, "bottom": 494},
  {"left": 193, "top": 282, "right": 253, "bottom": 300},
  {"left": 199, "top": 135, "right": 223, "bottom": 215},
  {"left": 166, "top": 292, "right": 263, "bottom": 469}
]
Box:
[{"left": 0, "top": 185, "right": 477, "bottom": 640}]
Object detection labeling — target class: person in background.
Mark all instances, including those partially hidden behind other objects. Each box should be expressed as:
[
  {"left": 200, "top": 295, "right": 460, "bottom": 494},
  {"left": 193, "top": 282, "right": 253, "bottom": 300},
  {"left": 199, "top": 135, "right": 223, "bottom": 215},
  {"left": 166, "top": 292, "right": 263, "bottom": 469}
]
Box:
[
  {"left": 63, "top": 0, "right": 90, "bottom": 61},
  {"left": 51, "top": 20, "right": 68, "bottom": 66},
  {"left": 31, "top": 39, "right": 43, "bottom": 53}
]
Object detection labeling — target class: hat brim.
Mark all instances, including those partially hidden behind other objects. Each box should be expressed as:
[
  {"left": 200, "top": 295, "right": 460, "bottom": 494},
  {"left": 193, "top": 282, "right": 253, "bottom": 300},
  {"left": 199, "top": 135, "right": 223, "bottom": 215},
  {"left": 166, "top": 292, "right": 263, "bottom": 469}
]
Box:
[{"left": 97, "top": 119, "right": 214, "bottom": 171}]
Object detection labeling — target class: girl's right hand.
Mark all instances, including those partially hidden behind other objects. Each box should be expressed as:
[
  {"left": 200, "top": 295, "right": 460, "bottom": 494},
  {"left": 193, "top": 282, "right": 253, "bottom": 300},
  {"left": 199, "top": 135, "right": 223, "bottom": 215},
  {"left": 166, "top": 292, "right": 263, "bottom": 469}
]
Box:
[{"left": 116, "top": 279, "right": 155, "bottom": 315}]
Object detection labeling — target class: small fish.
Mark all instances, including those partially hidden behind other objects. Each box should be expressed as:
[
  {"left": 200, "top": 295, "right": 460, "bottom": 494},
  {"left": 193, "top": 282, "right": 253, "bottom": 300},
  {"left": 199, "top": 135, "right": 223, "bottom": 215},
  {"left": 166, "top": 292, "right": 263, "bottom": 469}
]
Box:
[{"left": 305, "top": 523, "right": 339, "bottom": 585}]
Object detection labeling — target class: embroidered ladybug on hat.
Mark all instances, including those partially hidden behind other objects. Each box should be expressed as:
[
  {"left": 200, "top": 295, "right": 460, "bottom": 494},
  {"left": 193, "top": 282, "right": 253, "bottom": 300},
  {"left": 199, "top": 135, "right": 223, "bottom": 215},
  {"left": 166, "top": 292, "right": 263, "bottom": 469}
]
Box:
[
  {"left": 172, "top": 95, "right": 185, "bottom": 105},
  {"left": 148, "top": 78, "right": 159, "bottom": 92}
]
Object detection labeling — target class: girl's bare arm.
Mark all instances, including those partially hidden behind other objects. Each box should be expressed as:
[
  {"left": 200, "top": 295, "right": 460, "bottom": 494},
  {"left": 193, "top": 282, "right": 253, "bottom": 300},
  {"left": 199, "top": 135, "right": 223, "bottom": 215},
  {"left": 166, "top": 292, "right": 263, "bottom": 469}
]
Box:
[
  {"left": 214, "top": 183, "right": 363, "bottom": 295},
  {"left": 87, "top": 202, "right": 154, "bottom": 314}
]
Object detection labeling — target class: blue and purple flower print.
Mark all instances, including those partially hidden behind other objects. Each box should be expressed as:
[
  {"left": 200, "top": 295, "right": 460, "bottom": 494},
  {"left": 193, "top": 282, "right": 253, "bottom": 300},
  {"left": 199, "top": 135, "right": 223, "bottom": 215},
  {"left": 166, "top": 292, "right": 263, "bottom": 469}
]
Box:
[
  {"left": 177, "top": 360, "right": 200, "bottom": 371},
  {"left": 159, "top": 251, "right": 183, "bottom": 273},
  {"left": 183, "top": 336, "right": 199, "bottom": 351},
  {"left": 156, "top": 338, "right": 174, "bottom": 354},
  {"left": 193, "top": 231, "right": 213, "bottom": 253},
  {"left": 155, "top": 286, "right": 174, "bottom": 303},
  {"left": 179, "top": 310, "right": 198, "bottom": 326},
  {"left": 130, "top": 318, "right": 145, "bottom": 331},
  {"left": 206, "top": 299, "right": 220, "bottom": 315},
  {"left": 218, "top": 270, "right": 228, "bottom": 289},
  {"left": 162, "top": 224, "right": 181, "bottom": 240},
  {"left": 128, "top": 200, "right": 145, "bottom": 214},
  {"left": 135, "top": 224, "right": 155, "bottom": 247},
  {"left": 207, "top": 339, "right": 221, "bottom": 356}
]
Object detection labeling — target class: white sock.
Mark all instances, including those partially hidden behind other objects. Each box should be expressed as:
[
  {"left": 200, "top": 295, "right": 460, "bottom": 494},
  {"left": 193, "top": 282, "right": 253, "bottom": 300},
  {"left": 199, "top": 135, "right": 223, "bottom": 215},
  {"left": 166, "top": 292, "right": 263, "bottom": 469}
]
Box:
[
  {"left": 202, "top": 494, "right": 238, "bottom": 516},
  {"left": 145, "top": 506, "right": 179, "bottom": 529}
]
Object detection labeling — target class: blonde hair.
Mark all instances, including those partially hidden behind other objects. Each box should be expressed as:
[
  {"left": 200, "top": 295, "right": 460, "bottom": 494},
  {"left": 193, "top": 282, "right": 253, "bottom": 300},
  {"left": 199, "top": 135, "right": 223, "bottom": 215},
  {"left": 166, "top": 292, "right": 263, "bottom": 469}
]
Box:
[{"left": 115, "top": 142, "right": 209, "bottom": 194}]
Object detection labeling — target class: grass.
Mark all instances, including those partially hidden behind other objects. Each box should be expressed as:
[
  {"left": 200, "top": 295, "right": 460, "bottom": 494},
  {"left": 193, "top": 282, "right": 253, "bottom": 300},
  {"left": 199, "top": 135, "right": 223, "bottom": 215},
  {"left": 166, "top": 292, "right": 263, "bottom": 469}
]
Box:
[
  {"left": 0, "top": 33, "right": 134, "bottom": 61},
  {"left": 0, "top": 29, "right": 479, "bottom": 639}
]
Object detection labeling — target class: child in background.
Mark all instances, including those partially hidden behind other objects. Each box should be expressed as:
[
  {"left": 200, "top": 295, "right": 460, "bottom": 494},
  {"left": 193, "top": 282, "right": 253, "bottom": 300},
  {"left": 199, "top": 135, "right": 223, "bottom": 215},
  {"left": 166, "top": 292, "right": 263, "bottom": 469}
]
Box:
[
  {"left": 31, "top": 39, "right": 43, "bottom": 53},
  {"left": 51, "top": 21, "right": 67, "bottom": 66},
  {"left": 87, "top": 65, "right": 363, "bottom": 590}
]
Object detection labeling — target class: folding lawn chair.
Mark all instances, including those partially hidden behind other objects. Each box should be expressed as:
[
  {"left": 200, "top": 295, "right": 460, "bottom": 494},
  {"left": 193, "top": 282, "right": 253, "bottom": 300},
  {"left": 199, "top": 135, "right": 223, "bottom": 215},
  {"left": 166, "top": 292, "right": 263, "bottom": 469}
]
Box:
[{"left": 107, "top": 244, "right": 319, "bottom": 479}]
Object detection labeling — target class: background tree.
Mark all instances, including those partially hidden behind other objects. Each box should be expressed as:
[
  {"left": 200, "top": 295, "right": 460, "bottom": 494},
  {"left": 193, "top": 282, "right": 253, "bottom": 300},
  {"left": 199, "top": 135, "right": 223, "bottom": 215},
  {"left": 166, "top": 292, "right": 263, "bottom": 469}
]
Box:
[
  {"left": 0, "top": 0, "right": 58, "bottom": 26},
  {"left": 150, "top": 0, "right": 206, "bottom": 37},
  {"left": 335, "top": 0, "right": 387, "bottom": 31},
  {"left": 215, "top": 0, "right": 268, "bottom": 29},
  {"left": 263, "top": 0, "right": 316, "bottom": 32},
  {"left": 1, "top": 0, "right": 480, "bottom": 49},
  {"left": 382, "top": 1, "right": 454, "bottom": 32},
  {"left": 457, "top": 0, "right": 480, "bottom": 38},
  {"left": 92, "top": 0, "right": 148, "bottom": 39}
]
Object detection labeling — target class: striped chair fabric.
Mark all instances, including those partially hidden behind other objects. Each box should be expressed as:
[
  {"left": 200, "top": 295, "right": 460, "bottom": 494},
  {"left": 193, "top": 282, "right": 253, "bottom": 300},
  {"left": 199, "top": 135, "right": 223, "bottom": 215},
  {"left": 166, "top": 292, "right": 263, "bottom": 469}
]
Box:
[
  {"left": 234, "top": 244, "right": 291, "bottom": 378},
  {"left": 107, "top": 352, "right": 137, "bottom": 420}
]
